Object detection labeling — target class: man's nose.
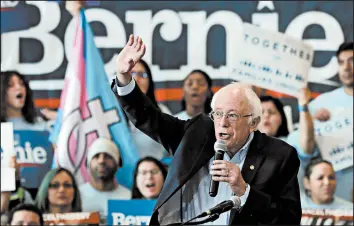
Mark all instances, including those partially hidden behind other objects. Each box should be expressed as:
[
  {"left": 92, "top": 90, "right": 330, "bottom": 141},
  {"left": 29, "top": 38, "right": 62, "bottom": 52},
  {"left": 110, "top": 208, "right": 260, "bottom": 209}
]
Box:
[{"left": 219, "top": 115, "right": 229, "bottom": 127}]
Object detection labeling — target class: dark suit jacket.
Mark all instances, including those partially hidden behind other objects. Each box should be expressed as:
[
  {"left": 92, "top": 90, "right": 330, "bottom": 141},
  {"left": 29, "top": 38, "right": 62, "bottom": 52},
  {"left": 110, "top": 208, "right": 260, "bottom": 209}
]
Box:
[{"left": 113, "top": 81, "right": 302, "bottom": 225}]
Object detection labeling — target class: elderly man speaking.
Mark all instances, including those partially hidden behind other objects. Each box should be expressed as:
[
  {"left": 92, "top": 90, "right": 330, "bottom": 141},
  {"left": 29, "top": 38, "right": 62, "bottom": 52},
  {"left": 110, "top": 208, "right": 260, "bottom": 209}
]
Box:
[{"left": 111, "top": 35, "right": 301, "bottom": 225}]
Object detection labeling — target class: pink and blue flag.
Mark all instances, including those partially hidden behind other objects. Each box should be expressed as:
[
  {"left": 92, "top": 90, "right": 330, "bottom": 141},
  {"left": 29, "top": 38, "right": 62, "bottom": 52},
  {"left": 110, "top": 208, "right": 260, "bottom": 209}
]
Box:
[{"left": 50, "top": 9, "right": 139, "bottom": 188}]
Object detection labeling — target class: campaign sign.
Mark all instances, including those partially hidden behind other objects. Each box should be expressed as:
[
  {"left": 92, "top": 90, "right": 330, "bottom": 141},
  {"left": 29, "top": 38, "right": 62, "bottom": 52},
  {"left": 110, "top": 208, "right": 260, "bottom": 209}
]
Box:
[
  {"left": 230, "top": 23, "right": 314, "bottom": 97},
  {"left": 107, "top": 200, "right": 157, "bottom": 225},
  {"left": 315, "top": 109, "right": 353, "bottom": 172},
  {"left": 301, "top": 209, "right": 353, "bottom": 225},
  {"left": 14, "top": 130, "right": 53, "bottom": 188},
  {"left": 43, "top": 212, "right": 100, "bottom": 225},
  {"left": 1, "top": 122, "right": 15, "bottom": 161}
]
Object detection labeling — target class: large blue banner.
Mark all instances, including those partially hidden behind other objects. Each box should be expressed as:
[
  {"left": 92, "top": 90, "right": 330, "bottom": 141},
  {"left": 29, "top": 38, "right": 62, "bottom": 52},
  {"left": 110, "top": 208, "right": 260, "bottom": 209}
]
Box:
[
  {"left": 107, "top": 200, "right": 156, "bottom": 225},
  {"left": 14, "top": 130, "right": 53, "bottom": 188}
]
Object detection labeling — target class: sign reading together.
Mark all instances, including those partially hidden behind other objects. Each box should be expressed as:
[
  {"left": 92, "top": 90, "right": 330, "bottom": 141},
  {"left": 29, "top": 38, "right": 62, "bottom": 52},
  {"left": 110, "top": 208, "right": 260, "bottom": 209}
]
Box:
[{"left": 231, "top": 23, "right": 314, "bottom": 97}]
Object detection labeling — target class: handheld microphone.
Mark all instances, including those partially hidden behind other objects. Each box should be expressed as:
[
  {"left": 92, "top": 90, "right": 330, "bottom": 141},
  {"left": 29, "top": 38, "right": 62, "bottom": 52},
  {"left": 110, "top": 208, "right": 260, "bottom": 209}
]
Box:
[
  {"left": 209, "top": 140, "right": 228, "bottom": 197},
  {"left": 197, "top": 196, "right": 241, "bottom": 218}
]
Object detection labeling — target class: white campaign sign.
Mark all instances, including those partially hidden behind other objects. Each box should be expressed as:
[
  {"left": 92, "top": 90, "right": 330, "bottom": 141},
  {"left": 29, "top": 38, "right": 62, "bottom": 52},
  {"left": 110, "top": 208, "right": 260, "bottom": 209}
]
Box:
[
  {"left": 230, "top": 23, "right": 314, "bottom": 97},
  {"left": 315, "top": 109, "right": 353, "bottom": 171},
  {"left": 1, "top": 167, "right": 16, "bottom": 192},
  {"left": 1, "top": 122, "right": 15, "bottom": 164}
]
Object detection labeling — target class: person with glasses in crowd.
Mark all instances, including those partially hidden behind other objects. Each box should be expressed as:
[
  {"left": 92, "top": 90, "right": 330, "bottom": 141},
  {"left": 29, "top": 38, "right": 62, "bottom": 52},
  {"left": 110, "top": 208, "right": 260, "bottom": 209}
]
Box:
[
  {"left": 111, "top": 34, "right": 301, "bottom": 225},
  {"left": 79, "top": 138, "right": 131, "bottom": 220},
  {"left": 301, "top": 158, "right": 352, "bottom": 209},
  {"left": 307, "top": 42, "right": 353, "bottom": 202},
  {"left": 132, "top": 157, "right": 168, "bottom": 199},
  {"left": 35, "top": 168, "right": 81, "bottom": 214},
  {"left": 174, "top": 69, "right": 213, "bottom": 120}
]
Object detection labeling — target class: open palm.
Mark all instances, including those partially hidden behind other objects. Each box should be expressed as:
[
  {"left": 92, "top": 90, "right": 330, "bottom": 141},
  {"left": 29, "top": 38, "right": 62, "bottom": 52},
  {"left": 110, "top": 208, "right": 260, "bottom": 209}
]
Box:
[{"left": 116, "top": 35, "right": 146, "bottom": 74}]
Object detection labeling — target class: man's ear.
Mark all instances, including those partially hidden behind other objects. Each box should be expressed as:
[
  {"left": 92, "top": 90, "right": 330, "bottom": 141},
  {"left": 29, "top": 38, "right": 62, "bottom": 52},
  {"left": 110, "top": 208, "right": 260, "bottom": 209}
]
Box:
[{"left": 250, "top": 116, "right": 261, "bottom": 129}]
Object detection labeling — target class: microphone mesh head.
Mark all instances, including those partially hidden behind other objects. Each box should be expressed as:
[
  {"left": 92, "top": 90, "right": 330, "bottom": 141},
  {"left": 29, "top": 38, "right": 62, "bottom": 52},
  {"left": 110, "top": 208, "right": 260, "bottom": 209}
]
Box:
[
  {"left": 214, "top": 140, "right": 228, "bottom": 153},
  {"left": 230, "top": 196, "right": 241, "bottom": 208}
]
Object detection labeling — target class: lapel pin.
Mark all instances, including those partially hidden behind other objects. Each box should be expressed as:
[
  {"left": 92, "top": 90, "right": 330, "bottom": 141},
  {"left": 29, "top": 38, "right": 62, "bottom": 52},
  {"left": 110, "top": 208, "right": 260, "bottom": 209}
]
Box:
[{"left": 250, "top": 165, "right": 255, "bottom": 170}]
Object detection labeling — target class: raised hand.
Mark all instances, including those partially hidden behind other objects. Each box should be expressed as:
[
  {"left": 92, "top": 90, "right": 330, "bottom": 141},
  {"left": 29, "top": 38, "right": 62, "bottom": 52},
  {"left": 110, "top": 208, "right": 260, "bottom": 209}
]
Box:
[{"left": 116, "top": 34, "right": 146, "bottom": 75}]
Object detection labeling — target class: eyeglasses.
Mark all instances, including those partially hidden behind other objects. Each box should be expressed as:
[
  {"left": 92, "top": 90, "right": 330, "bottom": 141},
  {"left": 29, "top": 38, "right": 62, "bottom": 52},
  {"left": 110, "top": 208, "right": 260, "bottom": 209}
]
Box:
[
  {"left": 209, "top": 111, "right": 253, "bottom": 122},
  {"left": 137, "top": 169, "right": 161, "bottom": 176},
  {"left": 131, "top": 72, "right": 148, "bottom": 79},
  {"left": 48, "top": 182, "right": 74, "bottom": 189}
]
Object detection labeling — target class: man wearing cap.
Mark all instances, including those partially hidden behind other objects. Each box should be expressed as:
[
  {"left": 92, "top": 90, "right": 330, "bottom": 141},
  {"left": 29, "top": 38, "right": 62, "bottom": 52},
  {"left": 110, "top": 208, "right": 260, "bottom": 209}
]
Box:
[{"left": 79, "top": 138, "right": 131, "bottom": 219}]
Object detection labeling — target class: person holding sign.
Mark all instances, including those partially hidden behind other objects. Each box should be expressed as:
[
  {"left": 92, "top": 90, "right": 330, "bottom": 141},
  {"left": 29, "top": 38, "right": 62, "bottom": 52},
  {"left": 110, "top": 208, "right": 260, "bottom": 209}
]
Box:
[
  {"left": 301, "top": 158, "right": 352, "bottom": 209},
  {"left": 0, "top": 71, "right": 54, "bottom": 199},
  {"left": 0, "top": 157, "right": 34, "bottom": 212},
  {"left": 132, "top": 157, "right": 168, "bottom": 199},
  {"left": 309, "top": 42, "right": 353, "bottom": 122},
  {"left": 35, "top": 168, "right": 82, "bottom": 214},
  {"left": 110, "top": 33, "right": 301, "bottom": 225},
  {"left": 307, "top": 42, "right": 353, "bottom": 202}
]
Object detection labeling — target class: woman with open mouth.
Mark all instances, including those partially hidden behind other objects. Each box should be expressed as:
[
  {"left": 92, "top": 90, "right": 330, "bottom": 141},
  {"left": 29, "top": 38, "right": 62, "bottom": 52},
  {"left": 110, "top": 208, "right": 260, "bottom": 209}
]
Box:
[
  {"left": 0, "top": 71, "right": 54, "bottom": 200},
  {"left": 132, "top": 157, "right": 167, "bottom": 199},
  {"left": 174, "top": 69, "right": 214, "bottom": 120}
]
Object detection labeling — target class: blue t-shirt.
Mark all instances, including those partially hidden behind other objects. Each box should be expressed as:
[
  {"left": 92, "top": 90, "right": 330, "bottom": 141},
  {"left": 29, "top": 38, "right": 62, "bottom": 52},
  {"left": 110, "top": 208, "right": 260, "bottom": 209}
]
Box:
[
  {"left": 309, "top": 87, "right": 353, "bottom": 116},
  {"left": 8, "top": 117, "right": 51, "bottom": 132}
]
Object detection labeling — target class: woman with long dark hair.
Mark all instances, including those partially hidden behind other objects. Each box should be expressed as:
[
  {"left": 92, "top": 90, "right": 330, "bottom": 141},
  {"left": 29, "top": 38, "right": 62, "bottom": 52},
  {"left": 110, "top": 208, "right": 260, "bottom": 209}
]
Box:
[
  {"left": 1, "top": 71, "right": 38, "bottom": 124},
  {"left": 130, "top": 59, "right": 171, "bottom": 114},
  {"left": 1, "top": 71, "right": 54, "bottom": 199},
  {"left": 132, "top": 157, "right": 167, "bottom": 199},
  {"left": 174, "top": 69, "right": 213, "bottom": 120},
  {"left": 301, "top": 158, "right": 352, "bottom": 209}
]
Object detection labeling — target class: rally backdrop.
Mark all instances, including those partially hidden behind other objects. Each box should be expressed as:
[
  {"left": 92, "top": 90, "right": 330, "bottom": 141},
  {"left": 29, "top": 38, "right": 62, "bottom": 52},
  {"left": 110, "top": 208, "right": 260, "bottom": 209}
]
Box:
[{"left": 1, "top": 1, "right": 353, "bottom": 122}]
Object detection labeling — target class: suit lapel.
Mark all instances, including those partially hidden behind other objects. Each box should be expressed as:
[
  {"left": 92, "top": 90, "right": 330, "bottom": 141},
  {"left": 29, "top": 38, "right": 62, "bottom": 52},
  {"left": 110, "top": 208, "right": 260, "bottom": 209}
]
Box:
[
  {"left": 241, "top": 131, "right": 266, "bottom": 185},
  {"left": 229, "top": 131, "right": 267, "bottom": 225}
]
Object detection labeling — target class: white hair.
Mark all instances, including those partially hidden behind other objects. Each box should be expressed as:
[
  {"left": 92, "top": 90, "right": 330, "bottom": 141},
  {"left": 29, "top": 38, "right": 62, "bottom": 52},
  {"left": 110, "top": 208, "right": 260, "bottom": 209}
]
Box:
[{"left": 210, "top": 82, "right": 262, "bottom": 127}]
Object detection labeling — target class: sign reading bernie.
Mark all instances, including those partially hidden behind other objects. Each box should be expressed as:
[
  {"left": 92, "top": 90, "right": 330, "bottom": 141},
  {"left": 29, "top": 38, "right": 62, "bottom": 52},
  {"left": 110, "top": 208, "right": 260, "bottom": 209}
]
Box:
[{"left": 108, "top": 200, "right": 156, "bottom": 225}]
